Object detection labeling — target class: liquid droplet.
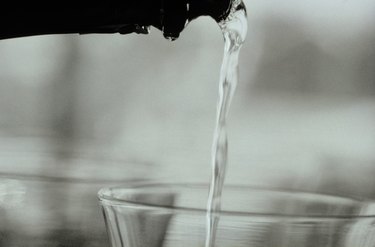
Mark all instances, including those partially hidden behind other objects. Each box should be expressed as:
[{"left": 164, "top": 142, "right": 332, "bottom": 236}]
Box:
[{"left": 163, "top": 33, "right": 179, "bottom": 41}]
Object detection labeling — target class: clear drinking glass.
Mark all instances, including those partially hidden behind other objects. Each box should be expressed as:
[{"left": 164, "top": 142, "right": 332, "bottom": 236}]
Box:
[{"left": 98, "top": 183, "right": 375, "bottom": 247}]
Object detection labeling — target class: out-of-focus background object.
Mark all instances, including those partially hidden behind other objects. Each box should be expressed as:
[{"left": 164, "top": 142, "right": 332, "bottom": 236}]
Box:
[{"left": 0, "top": 0, "right": 375, "bottom": 246}]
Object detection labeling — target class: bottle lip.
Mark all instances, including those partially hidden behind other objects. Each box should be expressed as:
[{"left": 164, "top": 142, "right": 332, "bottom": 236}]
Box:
[{"left": 158, "top": 0, "right": 233, "bottom": 40}]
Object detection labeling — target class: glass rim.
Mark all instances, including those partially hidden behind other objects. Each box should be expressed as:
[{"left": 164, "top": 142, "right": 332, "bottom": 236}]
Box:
[{"left": 97, "top": 182, "right": 375, "bottom": 219}]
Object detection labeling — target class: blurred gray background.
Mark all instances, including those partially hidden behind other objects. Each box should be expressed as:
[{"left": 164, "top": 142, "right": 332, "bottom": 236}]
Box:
[{"left": 0, "top": 0, "right": 375, "bottom": 246}]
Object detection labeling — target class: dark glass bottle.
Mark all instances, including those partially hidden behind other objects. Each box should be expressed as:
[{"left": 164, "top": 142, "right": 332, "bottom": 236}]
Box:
[{"left": 0, "top": 0, "right": 231, "bottom": 40}]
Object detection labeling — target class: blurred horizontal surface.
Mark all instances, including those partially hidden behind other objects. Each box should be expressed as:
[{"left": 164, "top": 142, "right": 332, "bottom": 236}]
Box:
[{"left": 0, "top": 149, "right": 150, "bottom": 246}]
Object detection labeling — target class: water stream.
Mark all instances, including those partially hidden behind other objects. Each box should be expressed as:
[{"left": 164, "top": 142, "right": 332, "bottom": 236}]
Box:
[{"left": 205, "top": 1, "right": 248, "bottom": 247}]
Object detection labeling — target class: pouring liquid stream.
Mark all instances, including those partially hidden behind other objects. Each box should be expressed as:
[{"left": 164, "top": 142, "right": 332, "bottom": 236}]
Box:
[{"left": 206, "top": 1, "right": 248, "bottom": 247}]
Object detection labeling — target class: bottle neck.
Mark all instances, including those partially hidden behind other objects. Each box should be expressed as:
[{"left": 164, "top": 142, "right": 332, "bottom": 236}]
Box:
[
  {"left": 0, "top": 2, "right": 161, "bottom": 39},
  {"left": 0, "top": 0, "right": 232, "bottom": 40}
]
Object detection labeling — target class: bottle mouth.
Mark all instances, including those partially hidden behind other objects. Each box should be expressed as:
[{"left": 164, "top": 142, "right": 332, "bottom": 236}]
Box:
[{"left": 158, "top": 0, "right": 233, "bottom": 40}]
